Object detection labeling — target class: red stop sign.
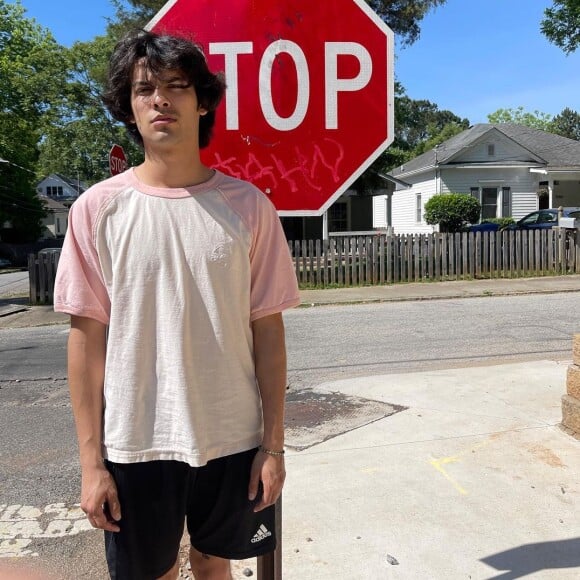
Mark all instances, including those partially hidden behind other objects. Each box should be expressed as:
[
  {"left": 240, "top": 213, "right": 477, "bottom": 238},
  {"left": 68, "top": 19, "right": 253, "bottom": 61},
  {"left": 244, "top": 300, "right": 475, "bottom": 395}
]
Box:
[
  {"left": 149, "top": 0, "right": 394, "bottom": 215},
  {"left": 109, "top": 144, "right": 128, "bottom": 176}
]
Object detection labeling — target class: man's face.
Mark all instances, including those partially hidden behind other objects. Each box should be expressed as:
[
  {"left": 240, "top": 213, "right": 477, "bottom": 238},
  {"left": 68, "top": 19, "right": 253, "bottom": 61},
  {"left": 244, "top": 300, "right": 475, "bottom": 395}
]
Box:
[{"left": 130, "top": 59, "right": 207, "bottom": 150}]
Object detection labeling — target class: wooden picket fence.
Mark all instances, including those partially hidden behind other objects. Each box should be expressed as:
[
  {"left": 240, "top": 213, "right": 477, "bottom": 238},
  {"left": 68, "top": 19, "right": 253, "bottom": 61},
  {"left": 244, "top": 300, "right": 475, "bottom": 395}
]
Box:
[
  {"left": 28, "top": 250, "right": 61, "bottom": 305},
  {"left": 290, "top": 228, "right": 580, "bottom": 287},
  {"left": 26, "top": 229, "right": 580, "bottom": 303}
]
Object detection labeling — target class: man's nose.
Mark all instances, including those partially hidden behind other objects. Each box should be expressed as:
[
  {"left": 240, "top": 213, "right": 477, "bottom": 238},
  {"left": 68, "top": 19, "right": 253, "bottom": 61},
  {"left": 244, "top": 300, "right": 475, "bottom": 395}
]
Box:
[{"left": 153, "top": 88, "right": 170, "bottom": 108}]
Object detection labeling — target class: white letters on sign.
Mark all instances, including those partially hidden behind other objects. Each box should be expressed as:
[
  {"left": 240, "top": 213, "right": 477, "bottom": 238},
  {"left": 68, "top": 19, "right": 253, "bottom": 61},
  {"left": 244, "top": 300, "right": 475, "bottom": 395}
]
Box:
[
  {"left": 209, "top": 40, "right": 372, "bottom": 131},
  {"left": 208, "top": 41, "right": 253, "bottom": 130},
  {"left": 325, "top": 42, "right": 372, "bottom": 130}
]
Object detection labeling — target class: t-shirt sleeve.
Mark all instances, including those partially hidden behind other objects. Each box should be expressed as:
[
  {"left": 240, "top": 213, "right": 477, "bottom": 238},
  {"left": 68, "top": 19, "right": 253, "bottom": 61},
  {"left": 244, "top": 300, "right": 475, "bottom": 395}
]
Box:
[
  {"left": 249, "top": 194, "right": 300, "bottom": 321},
  {"left": 53, "top": 197, "right": 111, "bottom": 324}
]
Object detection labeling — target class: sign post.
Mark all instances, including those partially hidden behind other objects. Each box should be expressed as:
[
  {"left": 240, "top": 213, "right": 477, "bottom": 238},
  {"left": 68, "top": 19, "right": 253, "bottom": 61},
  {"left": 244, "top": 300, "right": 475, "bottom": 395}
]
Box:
[
  {"left": 148, "top": 0, "right": 394, "bottom": 215},
  {"left": 109, "top": 144, "right": 128, "bottom": 176}
]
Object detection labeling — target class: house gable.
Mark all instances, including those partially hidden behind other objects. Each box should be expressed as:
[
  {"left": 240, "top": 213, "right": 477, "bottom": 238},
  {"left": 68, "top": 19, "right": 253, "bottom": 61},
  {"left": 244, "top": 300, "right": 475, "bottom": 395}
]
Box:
[
  {"left": 443, "top": 127, "right": 545, "bottom": 166},
  {"left": 37, "top": 174, "right": 86, "bottom": 200}
]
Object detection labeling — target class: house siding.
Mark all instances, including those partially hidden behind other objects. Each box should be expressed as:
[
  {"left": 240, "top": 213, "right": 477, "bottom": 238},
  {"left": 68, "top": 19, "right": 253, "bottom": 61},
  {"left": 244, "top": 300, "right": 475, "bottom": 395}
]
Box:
[
  {"left": 440, "top": 167, "right": 539, "bottom": 219},
  {"left": 388, "top": 173, "right": 437, "bottom": 234},
  {"left": 373, "top": 195, "right": 387, "bottom": 228}
]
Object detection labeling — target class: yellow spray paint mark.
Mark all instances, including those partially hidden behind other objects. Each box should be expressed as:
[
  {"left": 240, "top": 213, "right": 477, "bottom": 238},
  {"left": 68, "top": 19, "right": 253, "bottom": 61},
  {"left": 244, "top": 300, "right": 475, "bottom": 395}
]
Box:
[
  {"left": 430, "top": 456, "right": 468, "bottom": 495},
  {"left": 430, "top": 434, "right": 503, "bottom": 496}
]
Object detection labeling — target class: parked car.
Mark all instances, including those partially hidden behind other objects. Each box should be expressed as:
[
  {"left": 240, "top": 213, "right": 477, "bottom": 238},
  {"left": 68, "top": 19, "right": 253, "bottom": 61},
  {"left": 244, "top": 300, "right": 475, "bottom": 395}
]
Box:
[
  {"left": 468, "top": 222, "right": 500, "bottom": 232},
  {"left": 505, "top": 208, "right": 580, "bottom": 230}
]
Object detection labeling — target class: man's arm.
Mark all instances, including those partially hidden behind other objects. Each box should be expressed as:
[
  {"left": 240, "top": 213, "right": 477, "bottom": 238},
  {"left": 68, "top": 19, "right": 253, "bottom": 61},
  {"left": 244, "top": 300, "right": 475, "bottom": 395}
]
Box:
[
  {"left": 249, "top": 312, "right": 287, "bottom": 512},
  {"left": 68, "top": 315, "right": 121, "bottom": 531}
]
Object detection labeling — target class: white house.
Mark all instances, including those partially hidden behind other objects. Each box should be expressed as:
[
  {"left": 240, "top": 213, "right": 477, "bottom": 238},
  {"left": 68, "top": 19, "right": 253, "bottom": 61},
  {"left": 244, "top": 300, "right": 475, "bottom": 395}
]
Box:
[
  {"left": 39, "top": 196, "right": 69, "bottom": 239},
  {"left": 373, "top": 124, "right": 580, "bottom": 234},
  {"left": 36, "top": 174, "right": 87, "bottom": 203}
]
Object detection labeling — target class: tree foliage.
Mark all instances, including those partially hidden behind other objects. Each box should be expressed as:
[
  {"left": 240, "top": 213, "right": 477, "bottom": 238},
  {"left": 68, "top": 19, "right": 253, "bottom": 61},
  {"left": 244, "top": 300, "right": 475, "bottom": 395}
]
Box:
[
  {"left": 424, "top": 193, "right": 481, "bottom": 233},
  {"left": 364, "top": 0, "right": 447, "bottom": 45},
  {"left": 0, "top": 0, "right": 63, "bottom": 241},
  {"left": 487, "top": 107, "right": 554, "bottom": 131},
  {"left": 541, "top": 0, "right": 580, "bottom": 55},
  {"left": 550, "top": 107, "right": 580, "bottom": 140},
  {"left": 37, "top": 35, "right": 143, "bottom": 183}
]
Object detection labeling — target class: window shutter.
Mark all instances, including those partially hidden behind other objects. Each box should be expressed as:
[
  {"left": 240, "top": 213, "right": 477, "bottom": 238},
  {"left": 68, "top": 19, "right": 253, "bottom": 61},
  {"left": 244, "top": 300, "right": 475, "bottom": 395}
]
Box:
[{"left": 502, "top": 187, "right": 511, "bottom": 217}]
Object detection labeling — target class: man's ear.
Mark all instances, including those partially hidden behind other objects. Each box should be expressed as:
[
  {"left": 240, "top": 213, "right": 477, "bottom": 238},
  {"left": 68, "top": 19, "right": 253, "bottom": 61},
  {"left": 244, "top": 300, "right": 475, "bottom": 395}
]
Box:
[{"left": 198, "top": 106, "right": 208, "bottom": 116}]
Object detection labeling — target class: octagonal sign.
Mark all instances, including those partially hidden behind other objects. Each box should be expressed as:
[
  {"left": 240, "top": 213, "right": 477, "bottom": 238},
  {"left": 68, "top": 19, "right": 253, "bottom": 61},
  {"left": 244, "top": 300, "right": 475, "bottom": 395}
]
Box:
[{"left": 148, "top": 0, "right": 394, "bottom": 215}]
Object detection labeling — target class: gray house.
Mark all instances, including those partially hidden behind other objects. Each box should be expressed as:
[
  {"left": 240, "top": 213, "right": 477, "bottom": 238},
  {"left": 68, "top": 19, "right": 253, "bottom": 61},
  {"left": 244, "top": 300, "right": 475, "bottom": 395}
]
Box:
[{"left": 373, "top": 124, "right": 580, "bottom": 234}]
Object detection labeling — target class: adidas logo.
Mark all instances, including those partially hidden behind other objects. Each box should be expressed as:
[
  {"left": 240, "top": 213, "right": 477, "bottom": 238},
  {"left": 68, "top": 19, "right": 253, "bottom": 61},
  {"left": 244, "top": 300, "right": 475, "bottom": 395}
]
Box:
[{"left": 251, "top": 524, "right": 272, "bottom": 543}]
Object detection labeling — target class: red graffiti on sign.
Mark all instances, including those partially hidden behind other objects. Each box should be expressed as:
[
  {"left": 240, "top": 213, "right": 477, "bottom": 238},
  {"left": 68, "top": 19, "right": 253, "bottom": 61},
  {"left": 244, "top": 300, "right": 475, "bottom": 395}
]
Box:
[{"left": 211, "top": 138, "right": 345, "bottom": 195}]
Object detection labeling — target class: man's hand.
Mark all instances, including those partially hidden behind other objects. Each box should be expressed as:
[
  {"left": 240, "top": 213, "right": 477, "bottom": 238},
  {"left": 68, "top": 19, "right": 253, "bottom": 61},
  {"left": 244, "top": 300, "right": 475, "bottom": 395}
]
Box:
[
  {"left": 81, "top": 465, "right": 122, "bottom": 532},
  {"left": 248, "top": 450, "right": 285, "bottom": 512}
]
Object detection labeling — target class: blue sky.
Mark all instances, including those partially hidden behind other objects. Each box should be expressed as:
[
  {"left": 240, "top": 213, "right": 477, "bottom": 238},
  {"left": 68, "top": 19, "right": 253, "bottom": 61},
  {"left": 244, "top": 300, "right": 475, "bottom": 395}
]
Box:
[{"left": 15, "top": 0, "right": 580, "bottom": 124}]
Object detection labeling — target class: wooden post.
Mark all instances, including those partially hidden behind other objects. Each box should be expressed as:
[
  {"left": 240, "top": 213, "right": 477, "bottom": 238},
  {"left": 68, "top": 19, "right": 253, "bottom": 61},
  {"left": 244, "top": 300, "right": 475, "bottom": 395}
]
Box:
[
  {"left": 257, "top": 497, "right": 282, "bottom": 580},
  {"left": 28, "top": 254, "right": 37, "bottom": 305}
]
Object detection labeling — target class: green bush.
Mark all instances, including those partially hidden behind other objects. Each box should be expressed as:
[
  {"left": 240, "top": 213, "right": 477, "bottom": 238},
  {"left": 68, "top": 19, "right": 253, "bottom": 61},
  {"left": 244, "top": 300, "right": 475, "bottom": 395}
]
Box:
[{"left": 424, "top": 194, "right": 481, "bottom": 233}]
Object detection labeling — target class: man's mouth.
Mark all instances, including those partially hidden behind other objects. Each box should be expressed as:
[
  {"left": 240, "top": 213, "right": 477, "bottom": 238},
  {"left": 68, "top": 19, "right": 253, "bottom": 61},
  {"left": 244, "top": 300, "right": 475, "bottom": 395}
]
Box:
[{"left": 151, "top": 115, "right": 176, "bottom": 125}]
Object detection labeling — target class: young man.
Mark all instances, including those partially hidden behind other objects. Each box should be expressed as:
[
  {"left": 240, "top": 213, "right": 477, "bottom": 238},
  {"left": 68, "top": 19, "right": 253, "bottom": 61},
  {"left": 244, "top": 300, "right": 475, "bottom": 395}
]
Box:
[{"left": 54, "top": 30, "right": 300, "bottom": 580}]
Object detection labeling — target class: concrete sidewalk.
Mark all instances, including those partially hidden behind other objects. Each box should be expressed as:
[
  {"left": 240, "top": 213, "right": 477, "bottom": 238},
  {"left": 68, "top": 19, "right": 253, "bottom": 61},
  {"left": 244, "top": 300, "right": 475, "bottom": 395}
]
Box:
[
  {"left": 279, "top": 360, "right": 580, "bottom": 579},
  {"left": 1, "top": 274, "right": 579, "bottom": 329},
  {"left": 300, "top": 274, "right": 580, "bottom": 306}
]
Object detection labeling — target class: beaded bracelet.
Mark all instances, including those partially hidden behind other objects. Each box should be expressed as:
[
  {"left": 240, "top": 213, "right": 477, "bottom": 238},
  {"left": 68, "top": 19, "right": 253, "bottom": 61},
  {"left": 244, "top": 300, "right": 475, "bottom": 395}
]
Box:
[{"left": 259, "top": 445, "right": 285, "bottom": 456}]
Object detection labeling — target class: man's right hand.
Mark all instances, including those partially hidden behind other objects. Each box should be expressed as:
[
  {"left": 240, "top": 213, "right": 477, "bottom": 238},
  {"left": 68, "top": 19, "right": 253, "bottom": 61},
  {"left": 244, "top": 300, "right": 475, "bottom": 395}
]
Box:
[{"left": 80, "top": 465, "right": 122, "bottom": 532}]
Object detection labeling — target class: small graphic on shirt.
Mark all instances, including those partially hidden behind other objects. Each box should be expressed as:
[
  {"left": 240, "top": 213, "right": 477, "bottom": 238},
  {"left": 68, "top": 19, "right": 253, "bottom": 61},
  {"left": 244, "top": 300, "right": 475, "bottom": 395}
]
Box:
[{"left": 251, "top": 524, "right": 272, "bottom": 543}]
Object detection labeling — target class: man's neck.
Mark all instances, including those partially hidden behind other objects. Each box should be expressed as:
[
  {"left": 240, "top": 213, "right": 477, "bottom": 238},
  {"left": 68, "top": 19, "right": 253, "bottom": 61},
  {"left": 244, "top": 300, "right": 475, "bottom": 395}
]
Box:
[{"left": 136, "top": 148, "right": 214, "bottom": 189}]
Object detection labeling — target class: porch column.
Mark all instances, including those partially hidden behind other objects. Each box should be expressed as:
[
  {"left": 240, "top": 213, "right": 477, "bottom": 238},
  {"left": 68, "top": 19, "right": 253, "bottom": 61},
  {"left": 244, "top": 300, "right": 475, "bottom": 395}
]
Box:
[
  {"left": 548, "top": 178, "right": 554, "bottom": 208},
  {"left": 322, "top": 211, "right": 329, "bottom": 241}
]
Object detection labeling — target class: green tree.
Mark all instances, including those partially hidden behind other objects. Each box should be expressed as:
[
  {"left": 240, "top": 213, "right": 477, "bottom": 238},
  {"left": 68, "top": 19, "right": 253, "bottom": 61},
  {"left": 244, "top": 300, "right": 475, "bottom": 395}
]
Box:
[
  {"left": 550, "top": 107, "right": 580, "bottom": 140},
  {"left": 0, "top": 0, "right": 63, "bottom": 241},
  {"left": 424, "top": 193, "right": 481, "bottom": 233},
  {"left": 365, "top": 0, "right": 447, "bottom": 45},
  {"left": 487, "top": 106, "right": 553, "bottom": 131},
  {"left": 541, "top": 0, "right": 580, "bottom": 54},
  {"left": 37, "top": 35, "right": 143, "bottom": 184}
]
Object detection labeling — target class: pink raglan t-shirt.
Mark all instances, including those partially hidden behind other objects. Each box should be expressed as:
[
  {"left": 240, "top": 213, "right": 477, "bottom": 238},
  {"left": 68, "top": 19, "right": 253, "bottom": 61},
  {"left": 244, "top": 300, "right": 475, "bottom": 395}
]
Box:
[{"left": 54, "top": 168, "right": 300, "bottom": 467}]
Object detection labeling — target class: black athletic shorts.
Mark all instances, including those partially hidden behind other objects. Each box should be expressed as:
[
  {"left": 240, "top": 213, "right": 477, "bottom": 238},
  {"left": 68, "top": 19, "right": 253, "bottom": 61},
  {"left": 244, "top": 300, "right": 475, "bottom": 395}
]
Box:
[{"left": 103, "top": 448, "right": 276, "bottom": 580}]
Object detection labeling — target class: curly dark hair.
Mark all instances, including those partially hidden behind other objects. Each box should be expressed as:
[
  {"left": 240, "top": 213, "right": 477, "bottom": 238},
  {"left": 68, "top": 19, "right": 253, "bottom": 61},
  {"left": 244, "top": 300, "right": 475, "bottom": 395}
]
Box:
[{"left": 102, "top": 30, "right": 226, "bottom": 149}]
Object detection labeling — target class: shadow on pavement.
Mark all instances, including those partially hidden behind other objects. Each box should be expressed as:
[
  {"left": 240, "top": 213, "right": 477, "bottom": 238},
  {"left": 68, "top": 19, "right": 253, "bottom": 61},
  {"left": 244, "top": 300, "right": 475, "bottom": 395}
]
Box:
[{"left": 481, "top": 537, "right": 580, "bottom": 579}]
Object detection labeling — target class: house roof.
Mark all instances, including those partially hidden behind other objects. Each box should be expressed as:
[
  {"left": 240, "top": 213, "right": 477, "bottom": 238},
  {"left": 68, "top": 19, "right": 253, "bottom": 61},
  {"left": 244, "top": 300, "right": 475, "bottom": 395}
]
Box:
[
  {"left": 391, "top": 123, "right": 580, "bottom": 177},
  {"left": 39, "top": 195, "right": 69, "bottom": 212}
]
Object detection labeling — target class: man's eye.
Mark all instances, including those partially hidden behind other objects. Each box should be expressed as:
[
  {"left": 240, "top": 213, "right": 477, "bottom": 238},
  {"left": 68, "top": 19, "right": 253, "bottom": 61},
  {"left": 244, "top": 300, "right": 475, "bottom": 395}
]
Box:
[
  {"left": 136, "top": 87, "right": 153, "bottom": 95},
  {"left": 168, "top": 84, "right": 188, "bottom": 89}
]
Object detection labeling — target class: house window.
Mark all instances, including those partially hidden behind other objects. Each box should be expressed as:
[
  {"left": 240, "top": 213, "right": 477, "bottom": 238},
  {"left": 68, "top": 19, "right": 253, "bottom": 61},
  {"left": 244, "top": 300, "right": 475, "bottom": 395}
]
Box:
[
  {"left": 416, "top": 193, "right": 422, "bottom": 223},
  {"left": 501, "top": 187, "right": 511, "bottom": 217},
  {"left": 328, "top": 202, "right": 348, "bottom": 232},
  {"left": 46, "top": 186, "right": 63, "bottom": 197},
  {"left": 470, "top": 187, "right": 480, "bottom": 202},
  {"left": 56, "top": 218, "right": 61, "bottom": 233},
  {"left": 481, "top": 187, "right": 498, "bottom": 219},
  {"left": 487, "top": 144, "right": 495, "bottom": 156}
]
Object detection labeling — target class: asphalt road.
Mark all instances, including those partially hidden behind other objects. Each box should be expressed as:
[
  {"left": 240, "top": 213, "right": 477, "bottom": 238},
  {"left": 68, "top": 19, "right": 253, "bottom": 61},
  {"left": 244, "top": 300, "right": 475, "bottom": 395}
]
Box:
[
  {"left": 0, "top": 292, "right": 578, "bottom": 578},
  {"left": 0, "top": 270, "right": 28, "bottom": 298}
]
